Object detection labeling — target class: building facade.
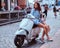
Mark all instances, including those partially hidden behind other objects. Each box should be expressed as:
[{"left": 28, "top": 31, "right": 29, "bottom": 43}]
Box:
[
  {"left": 0, "top": 0, "right": 43, "bottom": 11},
  {"left": 0, "top": 0, "right": 1, "bottom": 10},
  {"left": 0, "top": 0, "right": 28, "bottom": 11}
]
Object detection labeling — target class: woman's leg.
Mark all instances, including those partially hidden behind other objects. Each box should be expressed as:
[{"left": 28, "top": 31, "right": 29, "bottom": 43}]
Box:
[
  {"left": 38, "top": 23, "right": 50, "bottom": 41},
  {"left": 45, "top": 25, "right": 50, "bottom": 40},
  {"left": 41, "top": 29, "right": 45, "bottom": 41}
]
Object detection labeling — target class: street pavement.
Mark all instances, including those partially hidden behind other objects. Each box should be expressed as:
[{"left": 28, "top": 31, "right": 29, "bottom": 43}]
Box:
[
  {"left": 40, "top": 29, "right": 60, "bottom": 48},
  {"left": 0, "top": 9, "right": 60, "bottom": 48},
  {"left": 40, "top": 8, "right": 60, "bottom": 48}
]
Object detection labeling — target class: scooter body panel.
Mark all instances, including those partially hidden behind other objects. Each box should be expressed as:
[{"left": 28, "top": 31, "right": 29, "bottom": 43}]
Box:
[
  {"left": 15, "top": 18, "right": 34, "bottom": 36},
  {"left": 19, "top": 18, "right": 34, "bottom": 32},
  {"left": 14, "top": 14, "right": 41, "bottom": 47}
]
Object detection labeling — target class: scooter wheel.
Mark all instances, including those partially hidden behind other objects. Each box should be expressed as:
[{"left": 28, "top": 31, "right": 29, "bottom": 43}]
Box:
[{"left": 14, "top": 35, "right": 24, "bottom": 47}]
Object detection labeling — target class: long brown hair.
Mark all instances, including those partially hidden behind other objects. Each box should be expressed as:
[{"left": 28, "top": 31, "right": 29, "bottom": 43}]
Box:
[{"left": 34, "top": 2, "right": 41, "bottom": 11}]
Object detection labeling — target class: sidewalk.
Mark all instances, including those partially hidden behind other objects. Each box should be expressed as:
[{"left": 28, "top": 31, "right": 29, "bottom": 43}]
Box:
[{"left": 40, "top": 29, "right": 60, "bottom": 48}]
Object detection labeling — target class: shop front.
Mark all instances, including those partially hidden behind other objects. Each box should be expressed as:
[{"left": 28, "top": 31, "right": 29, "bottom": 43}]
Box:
[{"left": 0, "top": 0, "right": 28, "bottom": 11}]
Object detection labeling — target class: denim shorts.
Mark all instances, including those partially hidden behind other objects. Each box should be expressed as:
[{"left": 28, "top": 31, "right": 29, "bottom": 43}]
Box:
[{"left": 33, "top": 19, "right": 42, "bottom": 25}]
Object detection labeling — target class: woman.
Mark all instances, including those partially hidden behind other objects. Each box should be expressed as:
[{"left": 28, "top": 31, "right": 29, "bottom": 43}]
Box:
[
  {"left": 43, "top": 4, "right": 48, "bottom": 17},
  {"left": 30, "top": 2, "right": 52, "bottom": 43}
]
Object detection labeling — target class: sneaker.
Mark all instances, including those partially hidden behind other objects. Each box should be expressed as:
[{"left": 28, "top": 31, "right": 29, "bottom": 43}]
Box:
[
  {"left": 39, "top": 38, "right": 45, "bottom": 44},
  {"left": 47, "top": 39, "right": 53, "bottom": 42}
]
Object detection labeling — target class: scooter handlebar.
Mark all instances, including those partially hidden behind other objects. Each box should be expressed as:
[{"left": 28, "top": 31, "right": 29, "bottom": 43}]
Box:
[{"left": 24, "top": 14, "right": 40, "bottom": 19}]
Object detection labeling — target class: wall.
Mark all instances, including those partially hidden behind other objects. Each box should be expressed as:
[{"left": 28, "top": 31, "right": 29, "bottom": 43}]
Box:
[
  {"left": 0, "top": 0, "right": 1, "bottom": 10},
  {"left": 18, "top": 0, "right": 27, "bottom": 9}
]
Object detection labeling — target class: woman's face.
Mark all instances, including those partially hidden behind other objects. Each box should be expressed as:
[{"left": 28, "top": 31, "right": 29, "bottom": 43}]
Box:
[{"left": 34, "top": 3, "right": 38, "bottom": 9}]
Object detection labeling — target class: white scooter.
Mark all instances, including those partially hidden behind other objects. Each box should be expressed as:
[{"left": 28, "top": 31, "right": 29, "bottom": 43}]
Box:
[{"left": 14, "top": 14, "right": 41, "bottom": 48}]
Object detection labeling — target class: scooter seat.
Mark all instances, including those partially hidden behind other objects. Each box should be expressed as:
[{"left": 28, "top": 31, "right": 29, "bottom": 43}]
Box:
[{"left": 32, "top": 24, "right": 38, "bottom": 28}]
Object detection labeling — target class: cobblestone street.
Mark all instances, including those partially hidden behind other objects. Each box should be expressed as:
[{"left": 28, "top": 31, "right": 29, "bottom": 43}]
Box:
[{"left": 0, "top": 9, "right": 60, "bottom": 48}]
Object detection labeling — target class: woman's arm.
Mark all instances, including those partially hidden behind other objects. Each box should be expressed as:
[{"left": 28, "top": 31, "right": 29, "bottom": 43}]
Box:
[{"left": 30, "top": 9, "right": 34, "bottom": 15}]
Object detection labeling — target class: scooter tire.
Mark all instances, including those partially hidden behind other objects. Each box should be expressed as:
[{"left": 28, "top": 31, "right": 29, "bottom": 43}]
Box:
[{"left": 14, "top": 35, "right": 24, "bottom": 47}]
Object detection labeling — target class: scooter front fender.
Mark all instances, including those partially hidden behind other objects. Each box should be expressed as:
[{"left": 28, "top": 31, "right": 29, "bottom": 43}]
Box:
[{"left": 15, "top": 30, "right": 27, "bottom": 36}]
